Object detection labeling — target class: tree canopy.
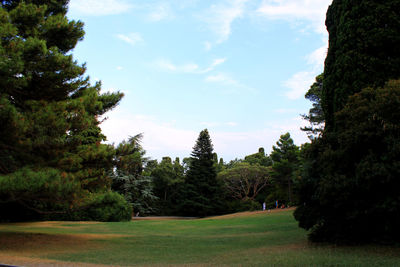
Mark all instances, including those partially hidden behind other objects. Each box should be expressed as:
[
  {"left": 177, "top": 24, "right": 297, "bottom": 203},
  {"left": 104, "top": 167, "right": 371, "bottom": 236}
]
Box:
[
  {"left": 178, "top": 129, "right": 223, "bottom": 217},
  {"left": 0, "top": 0, "right": 124, "bottom": 220}
]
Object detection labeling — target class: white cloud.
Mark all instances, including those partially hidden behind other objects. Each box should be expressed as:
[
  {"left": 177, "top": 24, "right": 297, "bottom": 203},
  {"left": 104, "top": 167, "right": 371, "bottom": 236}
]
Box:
[
  {"left": 116, "top": 66, "right": 123, "bottom": 71},
  {"left": 117, "top": 33, "right": 144, "bottom": 46},
  {"left": 283, "top": 40, "right": 327, "bottom": 100},
  {"left": 205, "top": 73, "right": 256, "bottom": 93},
  {"left": 257, "top": 0, "right": 331, "bottom": 34},
  {"left": 69, "top": 0, "right": 133, "bottom": 16},
  {"left": 100, "top": 109, "right": 308, "bottom": 161},
  {"left": 205, "top": 73, "right": 238, "bottom": 85},
  {"left": 203, "top": 0, "right": 249, "bottom": 44},
  {"left": 155, "top": 58, "right": 226, "bottom": 74},
  {"left": 147, "top": 3, "right": 174, "bottom": 22},
  {"left": 283, "top": 71, "right": 316, "bottom": 100},
  {"left": 306, "top": 40, "right": 328, "bottom": 69}
]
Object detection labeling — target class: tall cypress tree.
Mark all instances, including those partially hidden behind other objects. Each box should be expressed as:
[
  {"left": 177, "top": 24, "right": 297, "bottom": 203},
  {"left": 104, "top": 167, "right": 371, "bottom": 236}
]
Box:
[
  {"left": 295, "top": 0, "right": 400, "bottom": 243},
  {"left": 179, "top": 129, "right": 223, "bottom": 217},
  {"left": 0, "top": 1, "right": 123, "bottom": 219},
  {"left": 322, "top": 0, "right": 400, "bottom": 130}
]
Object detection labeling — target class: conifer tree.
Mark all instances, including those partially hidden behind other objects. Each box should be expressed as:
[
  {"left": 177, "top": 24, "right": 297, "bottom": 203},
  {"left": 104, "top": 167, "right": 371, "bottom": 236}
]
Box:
[
  {"left": 179, "top": 129, "right": 223, "bottom": 217},
  {"left": 295, "top": 0, "right": 400, "bottom": 243},
  {"left": 0, "top": 0, "right": 123, "bottom": 219}
]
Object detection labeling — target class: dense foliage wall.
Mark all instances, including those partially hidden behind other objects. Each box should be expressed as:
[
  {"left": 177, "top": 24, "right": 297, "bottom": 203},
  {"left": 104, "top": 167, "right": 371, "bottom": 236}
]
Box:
[{"left": 322, "top": 0, "right": 400, "bottom": 130}]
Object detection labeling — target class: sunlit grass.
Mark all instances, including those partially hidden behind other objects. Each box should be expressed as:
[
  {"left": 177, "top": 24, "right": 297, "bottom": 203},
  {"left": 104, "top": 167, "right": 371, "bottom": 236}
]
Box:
[{"left": 0, "top": 210, "right": 399, "bottom": 266}]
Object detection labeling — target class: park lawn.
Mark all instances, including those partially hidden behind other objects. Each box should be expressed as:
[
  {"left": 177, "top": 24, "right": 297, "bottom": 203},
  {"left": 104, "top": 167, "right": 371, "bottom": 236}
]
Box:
[{"left": 0, "top": 209, "right": 399, "bottom": 266}]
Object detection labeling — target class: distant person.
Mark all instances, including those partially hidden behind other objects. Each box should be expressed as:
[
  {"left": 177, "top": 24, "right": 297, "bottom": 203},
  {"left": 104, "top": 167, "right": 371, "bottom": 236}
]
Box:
[
  {"left": 275, "top": 200, "right": 278, "bottom": 209},
  {"left": 263, "top": 202, "right": 266, "bottom": 211}
]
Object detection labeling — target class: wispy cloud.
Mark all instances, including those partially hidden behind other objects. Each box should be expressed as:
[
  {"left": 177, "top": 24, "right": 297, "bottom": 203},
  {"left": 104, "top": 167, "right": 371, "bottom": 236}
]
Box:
[
  {"left": 155, "top": 58, "right": 226, "bottom": 74},
  {"left": 205, "top": 73, "right": 256, "bottom": 93},
  {"left": 306, "top": 40, "right": 328, "bottom": 69},
  {"left": 147, "top": 2, "right": 174, "bottom": 22},
  {"left": 200, "top": 121, "right": 238, "bottom": 128},
  {"left": 257, "top": 0, "right": 331, "bottom": 34},
  {"left": 205, "top": 73, "right": 238, "bottom": 85},
  {"left": 283, "top": 70, "right": 316, "bottom": 100},
  {"left": 203, "top": 0, "right": 249, "bottom": 44},
  {"left": 100, "top": 110, "right": 308, "bottom": 161},
  {"left": 117, "top": 33, "right": 144, "bottom": 46},
  {"left": 69, "top": 0, "right": 133, "bottom": 16},
  {"left": 283, "top": 39, "right": 327, "bottom": 100}
]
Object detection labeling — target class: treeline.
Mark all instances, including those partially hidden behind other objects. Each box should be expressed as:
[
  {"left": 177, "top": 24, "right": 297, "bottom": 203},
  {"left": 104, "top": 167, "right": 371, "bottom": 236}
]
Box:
[{"left": 111, "top": 130, "right": 304, "bottom": 217}]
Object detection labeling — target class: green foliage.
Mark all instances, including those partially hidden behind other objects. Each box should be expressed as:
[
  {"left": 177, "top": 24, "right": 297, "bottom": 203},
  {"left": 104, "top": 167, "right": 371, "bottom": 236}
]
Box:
[
  {"left": 270, "top": 133, "right": 300, "bottom": 205},
  {"left": 150, "top": 157, "right": 184, "bottom": 215},
  {"left": 295, "top": 80, "right": 400, "bottom": 243},
  {"left": 178, "top": 129, "right": 224, "bottom": 216},
  {"left": 66, "top": 191, "right": 132, "bottom": 222},
  {"left": 244, "top": 147, "right": 272, "bottom": 166},
  {"left": 112, "top": 134, "right": 157, "bottom": 215},
  {"left": 301, "top": 74, "right": 324, "bottom": 139},
  {"left": 0, "top": 0, "right": 123, "bottom": 219},
  {"left": 322, "top": 0, "right": 400, "bottom": 130}
]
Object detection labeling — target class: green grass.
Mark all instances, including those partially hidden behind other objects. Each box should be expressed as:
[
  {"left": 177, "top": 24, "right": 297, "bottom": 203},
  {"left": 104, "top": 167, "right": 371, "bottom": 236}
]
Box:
[{"left": 0, "top": 210, "right": 399, "bottom": 266}]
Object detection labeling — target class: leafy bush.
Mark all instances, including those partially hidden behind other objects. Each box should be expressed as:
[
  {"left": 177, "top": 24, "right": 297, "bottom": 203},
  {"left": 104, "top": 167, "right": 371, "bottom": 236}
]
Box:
[{"left": 63, "top": 192, "right": 132, "bottom": 222}]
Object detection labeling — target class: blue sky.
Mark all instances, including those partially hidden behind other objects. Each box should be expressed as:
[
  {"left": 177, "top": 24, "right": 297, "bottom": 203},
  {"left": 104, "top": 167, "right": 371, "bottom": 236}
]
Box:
[{"left": 67, "top": 0, "right": 332, "bottom": 161}]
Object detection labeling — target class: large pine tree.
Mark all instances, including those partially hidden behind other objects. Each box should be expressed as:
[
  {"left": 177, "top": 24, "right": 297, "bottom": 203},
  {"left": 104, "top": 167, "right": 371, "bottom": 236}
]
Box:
[
  {"left": 179, "top": 129, "right": 223, "bottom": 217},
  {"left": 0, "top": 0, "right": 123, "bottom": 220}
]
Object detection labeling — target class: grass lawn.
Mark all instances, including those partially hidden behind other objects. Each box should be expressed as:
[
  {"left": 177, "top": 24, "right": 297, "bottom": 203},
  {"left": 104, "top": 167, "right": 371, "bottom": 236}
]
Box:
[{"left": 0, "top": 209, "right": 399, "bottom": 266}]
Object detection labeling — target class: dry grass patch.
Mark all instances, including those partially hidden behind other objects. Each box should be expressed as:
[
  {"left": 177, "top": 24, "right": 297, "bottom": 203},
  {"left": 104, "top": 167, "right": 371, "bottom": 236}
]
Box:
[
  {"left": 0, "top": 232, "right": 101, "bottom": 256},
  {"left": 0, "top": 253, "right": 118, "bottom": 267}
]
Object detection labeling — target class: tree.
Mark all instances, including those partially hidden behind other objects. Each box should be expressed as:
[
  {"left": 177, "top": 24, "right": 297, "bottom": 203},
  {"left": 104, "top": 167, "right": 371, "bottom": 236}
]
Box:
[
  {"left": 270, "top": 133, "right": 299, "bottom": 205},
  {"left": 295, "top": 0, "right": 400, "bottom": 243},
  {"left": 218, "top": 162, "right": 271, "bottom": 202},
  {"left": 178, "top": 129, "right": 223, "bottom": 216},
  {"left": 295, "top": 80, "right": 400, "bottom": 243},
  {"left": 301, "top": 74, "right": 324, "bottom": 139},
  {"left": 244, "top": 147, "right": 272, "bottom": 167},
  {"left": 0, "top": 0, "right": 123, "bottom": 219},
  {"left": 111, "top": 134, "right": 157, "bottom": 215},
  {"left": 322, "top": 0, "right": 400, "bottom": 130},
  {"left": 150, "top": 156, "right": 184, "bottom": 215}
]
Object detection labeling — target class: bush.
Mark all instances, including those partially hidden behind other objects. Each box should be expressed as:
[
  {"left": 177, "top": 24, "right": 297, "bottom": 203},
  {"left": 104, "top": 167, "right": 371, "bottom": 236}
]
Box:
[{"left": 58, "top": 191, "right": 132, "bottom": 222}]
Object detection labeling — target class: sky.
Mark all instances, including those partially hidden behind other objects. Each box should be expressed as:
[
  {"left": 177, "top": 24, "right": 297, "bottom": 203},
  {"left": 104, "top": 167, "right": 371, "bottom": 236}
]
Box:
[{"left": 67, "top": 0, "right": 332, "bottom": 162}]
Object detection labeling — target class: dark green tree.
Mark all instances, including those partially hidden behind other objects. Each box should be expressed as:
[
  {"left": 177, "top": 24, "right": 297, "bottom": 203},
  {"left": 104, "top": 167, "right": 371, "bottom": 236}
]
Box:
[
  {"left": 178, "top": 129, "right": 223, "bottom": 216},
  {"left": 270, "top": 133, "right": 299, "bottom": 205},
  {"left": 150, "top": 156, "right": 184, "bottom": 215},
  {"left": 244, "top": 147, "right": 272, "bottom": 167},
  {"left": 0, "top": 0, "right": 123, "bottom": 220},
  {"left": 301, "top": 74, "right": 324, "bottom": 139},
  {"left": 295, "top": 0, "right": 400, "bottom": 243},
  {"left": 322, "top": 0, "right": 400, "bottom": 130},
  {"left": 295, "top": 80, "right": 400, "bottom": 243}
]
